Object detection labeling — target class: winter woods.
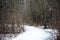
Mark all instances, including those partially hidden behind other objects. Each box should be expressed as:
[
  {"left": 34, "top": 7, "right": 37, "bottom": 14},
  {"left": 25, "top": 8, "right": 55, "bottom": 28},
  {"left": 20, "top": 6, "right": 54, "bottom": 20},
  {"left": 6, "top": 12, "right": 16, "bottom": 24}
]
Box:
[{"left": 0, "top": 0, "right": 60, "bottom": 33}]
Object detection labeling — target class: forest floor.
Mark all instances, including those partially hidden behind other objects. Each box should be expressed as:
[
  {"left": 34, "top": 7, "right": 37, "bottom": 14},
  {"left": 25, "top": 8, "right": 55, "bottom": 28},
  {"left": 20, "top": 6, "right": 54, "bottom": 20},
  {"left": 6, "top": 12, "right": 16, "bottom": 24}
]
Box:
[{"left": 0, "top": 25, "right": 59, "bottom": 40}]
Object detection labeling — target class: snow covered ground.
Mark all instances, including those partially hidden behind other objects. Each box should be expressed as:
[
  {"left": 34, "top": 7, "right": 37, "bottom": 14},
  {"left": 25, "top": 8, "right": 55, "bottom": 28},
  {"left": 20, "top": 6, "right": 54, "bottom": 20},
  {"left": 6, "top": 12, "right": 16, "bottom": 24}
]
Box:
[
  {"left": 11, "top": 25, "right": 59, "bottom": 40},
  {"left": 0, "top": 25, "right": 59, "bottom": 40}
]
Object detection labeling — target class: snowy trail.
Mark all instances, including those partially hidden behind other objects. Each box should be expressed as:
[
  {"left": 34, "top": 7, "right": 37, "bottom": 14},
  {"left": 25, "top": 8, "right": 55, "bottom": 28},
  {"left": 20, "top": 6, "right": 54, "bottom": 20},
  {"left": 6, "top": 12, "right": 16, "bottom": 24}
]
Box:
[{"left": 11, "top": 25, "right": 59, "bottom": 40}]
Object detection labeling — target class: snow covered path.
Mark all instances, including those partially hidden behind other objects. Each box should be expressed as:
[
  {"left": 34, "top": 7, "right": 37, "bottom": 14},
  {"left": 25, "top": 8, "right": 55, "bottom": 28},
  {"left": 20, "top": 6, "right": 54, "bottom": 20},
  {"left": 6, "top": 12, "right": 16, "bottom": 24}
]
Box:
[{"left": 11, "top": 25, "right": 59, "bottom": 40}]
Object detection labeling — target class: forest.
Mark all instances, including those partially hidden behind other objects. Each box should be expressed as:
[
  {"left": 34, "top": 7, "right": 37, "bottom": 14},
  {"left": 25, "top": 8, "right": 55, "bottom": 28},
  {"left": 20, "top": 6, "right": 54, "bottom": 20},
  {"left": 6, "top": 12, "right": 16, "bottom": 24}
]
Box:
[
  {"left": 0, "top": 0, "right": 60, "bottom": 33},
  {"left": 0, "top": 0, "right": 60, "bottom": 40}
]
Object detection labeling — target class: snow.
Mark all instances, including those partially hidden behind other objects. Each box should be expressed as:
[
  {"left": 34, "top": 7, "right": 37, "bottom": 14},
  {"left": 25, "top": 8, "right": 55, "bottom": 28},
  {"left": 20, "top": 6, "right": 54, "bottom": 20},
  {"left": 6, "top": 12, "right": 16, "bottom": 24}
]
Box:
[{"left": 11, "top": 25, "right": 59, "bottom": 40}]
